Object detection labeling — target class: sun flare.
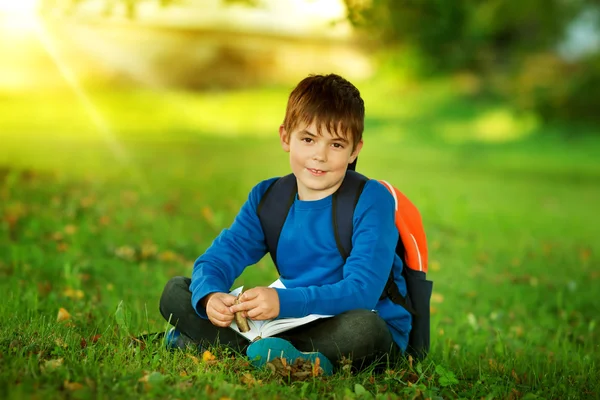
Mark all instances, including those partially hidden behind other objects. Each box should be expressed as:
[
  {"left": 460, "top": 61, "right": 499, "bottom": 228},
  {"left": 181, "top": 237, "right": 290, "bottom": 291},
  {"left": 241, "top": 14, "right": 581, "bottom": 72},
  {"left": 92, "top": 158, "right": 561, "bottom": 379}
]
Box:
[
  {"left": 0, "top": 0, "right": 40, "bottom": 29},
  {"left": 0, "top": 0, "right": 39, "bottom": 14}
]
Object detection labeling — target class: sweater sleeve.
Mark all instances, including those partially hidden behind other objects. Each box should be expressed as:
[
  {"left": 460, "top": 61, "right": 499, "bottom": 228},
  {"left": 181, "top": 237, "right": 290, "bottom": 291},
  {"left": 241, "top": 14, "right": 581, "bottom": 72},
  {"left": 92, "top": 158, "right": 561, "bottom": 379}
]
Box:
[
  {"left": 276, "top": 180, "right": 399, "bottom": 318},
  {"left": 190, "top": 178, "right": 275, "bottom": 317}
]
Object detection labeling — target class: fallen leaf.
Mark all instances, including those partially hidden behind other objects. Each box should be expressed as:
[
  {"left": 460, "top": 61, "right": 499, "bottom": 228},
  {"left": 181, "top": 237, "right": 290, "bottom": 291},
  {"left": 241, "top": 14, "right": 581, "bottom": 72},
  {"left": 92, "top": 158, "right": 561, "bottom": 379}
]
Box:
[
  {"left": 42, "top": 358, "right": 64, "bottom": 372},
  {"left": 51, "top": 232, "right": 64, "bottom": 241},
  {"left": 57, "top": 243, "right": 69, "bottom": 252},
  {"left": 63, "top": 287, "right": 84, "bottom": 300},
  {"left": 201, "top": 206, "right": 214, "bottom": 224},
  {"left": 580, "top": 248, "right": 591, "bottom": 263},
  {"left": 64, "top": 225, "right": 77, "bottom": 235},
  {"left": 511, "top": 369, "right": 521, "bottom": 384},
  {"left": 55, "top": 338, "right": 68, "bottom": 348},
  {"left": 158, "top": 250, "right": 179, "bottom": 262},
  {"left": 240, "top": 373, "right": 259, "bottom": 387},
  {"left": 37, "top": 281, "right": 52, "bottom": 297},
  {"left": 431, "top": 293, "right": 444, "bottom": 303},
  {"left": 186, "top": 354, "right": 199, "bottom": 365},
  {"left": 139, "top": 371, "right": 164, "bottom": 387},
  {"left": 312, "top": 356, "right": 322, "bottom": 377},
  {"left": 140, "top": 243, "right": 158, "bottom": 259},
  {"left": 85, "top": 378, "right": 96, "bottom": 390},
  {"left": 80, "top": 195, "right": 95, "bottom": 208},
  {"left": 57, "top": 307, "right": 71, "bottom": 322},
  {"left": 115, "top": 246, "right": 135, "bottom": 261},
  {"left": 202, "top": 350, "right": 216, "bottom": 362},
  {"left": 63, "top": 380, "right": 84, "bottom": 391},
  {"left": 91, "top": 334, "right": 101, "bottom": 343}
]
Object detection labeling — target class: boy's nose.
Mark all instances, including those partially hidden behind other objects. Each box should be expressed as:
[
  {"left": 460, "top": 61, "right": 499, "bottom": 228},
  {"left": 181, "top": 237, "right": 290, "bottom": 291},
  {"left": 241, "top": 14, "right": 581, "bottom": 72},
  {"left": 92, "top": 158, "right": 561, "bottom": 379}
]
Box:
[{"left": 312, "top": 146, "right": 327, "bottom": 162}]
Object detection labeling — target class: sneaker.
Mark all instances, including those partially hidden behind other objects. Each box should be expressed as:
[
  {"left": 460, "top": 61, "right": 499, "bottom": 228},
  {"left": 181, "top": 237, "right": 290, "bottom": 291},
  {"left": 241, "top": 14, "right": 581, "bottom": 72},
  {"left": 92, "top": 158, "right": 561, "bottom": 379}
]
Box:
[
  {"left": 246, "top": 337, "right": 333, "bottom": 376},
  {"left": 164, "top": 328, "right": 198, "bottom": 350}
]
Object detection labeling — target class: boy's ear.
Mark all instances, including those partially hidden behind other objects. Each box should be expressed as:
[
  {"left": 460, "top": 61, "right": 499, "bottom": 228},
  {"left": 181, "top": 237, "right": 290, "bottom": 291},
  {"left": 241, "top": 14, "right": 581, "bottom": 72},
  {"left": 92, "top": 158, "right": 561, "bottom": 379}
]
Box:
[
  {"left": 279, "top": 125, "right": 290, "bottom": 152},
  {"left": 349, "top": 139, "right": 363, "bottom": 163}
]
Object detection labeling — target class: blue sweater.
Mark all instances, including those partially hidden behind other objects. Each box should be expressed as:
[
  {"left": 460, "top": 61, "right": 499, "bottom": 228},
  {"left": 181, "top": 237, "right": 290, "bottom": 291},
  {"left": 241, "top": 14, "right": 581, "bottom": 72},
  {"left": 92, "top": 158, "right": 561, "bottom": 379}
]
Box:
[{"left": 190, "top": 178, "right": 412, "bottom": 350}]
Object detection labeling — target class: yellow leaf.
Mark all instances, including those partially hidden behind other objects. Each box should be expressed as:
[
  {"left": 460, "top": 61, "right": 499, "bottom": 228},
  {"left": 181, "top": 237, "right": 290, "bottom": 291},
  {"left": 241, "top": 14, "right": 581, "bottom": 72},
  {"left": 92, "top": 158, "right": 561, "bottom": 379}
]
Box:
[
  {"left": 140, "top": 243, "right": 158, "bottom": 259},
  {"left": 202, "top": 350, "right": 216, "bottom": 362},
  {"left": 63, "top": 288, "right": 84, "bottom": 300},
  {"left": 57, "top": 243, "right": 69, "bottom": 252},
  {"left": 431, "top": 293, "right": 444, "bottom": 303},
  {"left": 115, "top": 246, "right": 135, "bottom": 261},
  {"left": 55, "top": 338, "right": 68, "bottom": 348},
  {"left": 186, "top": 354, "right": 199, "bottom": 365},
  {"left": 201, "top": 206, "right": 214, "bottom": 224},
  {"left": 158, "top": 250, "right": 179, "bottom": 262},
  {"left": 240, "top": 373, "right": 257, "bottom": 386},
  {"left": 51, "top": 232, "right": 64, "bottom": 241},
  {"left": 43, "top": 358, "right": 64, "bottom": 371},
  {"left": 64, "top": 225, "right": 77, "bottom": 235},
  {"left": 64, "top": 380, "right": 84, "bottom": 391},
  {"left": 57, "top": 307, "right": 71, "bottom": 322}
]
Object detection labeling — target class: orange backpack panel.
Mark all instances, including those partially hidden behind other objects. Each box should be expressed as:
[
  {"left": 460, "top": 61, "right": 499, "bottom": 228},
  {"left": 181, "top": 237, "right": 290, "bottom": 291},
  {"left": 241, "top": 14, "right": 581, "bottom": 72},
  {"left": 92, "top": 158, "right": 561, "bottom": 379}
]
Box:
[{"left": 378, "top": 180, "right": 428, "bottom": 273}]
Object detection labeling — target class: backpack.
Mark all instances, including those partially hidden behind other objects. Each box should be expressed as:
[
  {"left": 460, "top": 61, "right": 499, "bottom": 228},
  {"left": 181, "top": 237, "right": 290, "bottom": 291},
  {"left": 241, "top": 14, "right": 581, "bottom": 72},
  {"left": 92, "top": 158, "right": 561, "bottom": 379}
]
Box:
[{"left": 256, "top": 168, "right": 433, "bottom": 360}]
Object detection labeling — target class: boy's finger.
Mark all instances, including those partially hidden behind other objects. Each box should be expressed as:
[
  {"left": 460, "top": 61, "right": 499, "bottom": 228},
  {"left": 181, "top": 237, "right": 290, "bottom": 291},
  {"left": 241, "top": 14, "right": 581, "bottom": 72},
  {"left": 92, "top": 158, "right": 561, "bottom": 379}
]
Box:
[
  {"left": 240, "top": 289, "right": 259, "bottom": 301},
  {"left": 213, "top": 305, "right": 233, "bottom": 315},
  {"left": 247, "top": 308, "right": 271, "bottom": 320},
  {"left": 222, "top": 295, "right": 237, "bottom": 306},
  {"left": 229, "top": 299, "right": 258, "bottom": 314},
  {"left": 211, "top": 312, "right": 233, "bottom": 324}
]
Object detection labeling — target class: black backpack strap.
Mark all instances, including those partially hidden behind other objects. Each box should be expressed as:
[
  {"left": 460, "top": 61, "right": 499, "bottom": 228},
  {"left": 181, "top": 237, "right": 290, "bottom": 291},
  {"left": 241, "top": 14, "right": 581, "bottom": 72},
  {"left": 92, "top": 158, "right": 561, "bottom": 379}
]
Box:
[
  {"left": 332, "top": 170, "right": 368, "bottom": 260},
  {"left": 333, "top": 171, "right": 418, "bottom": 316},
  {"left": 256, "top": 174, "right": 297, "bottom": 273}
]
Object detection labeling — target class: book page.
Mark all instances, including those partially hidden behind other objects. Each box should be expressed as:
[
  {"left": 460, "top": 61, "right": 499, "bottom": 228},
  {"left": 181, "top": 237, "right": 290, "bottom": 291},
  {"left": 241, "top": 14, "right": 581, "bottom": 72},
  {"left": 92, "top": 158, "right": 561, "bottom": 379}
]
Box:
[{"left": 228, "top": 279, "right": 332, "bottom": 340}]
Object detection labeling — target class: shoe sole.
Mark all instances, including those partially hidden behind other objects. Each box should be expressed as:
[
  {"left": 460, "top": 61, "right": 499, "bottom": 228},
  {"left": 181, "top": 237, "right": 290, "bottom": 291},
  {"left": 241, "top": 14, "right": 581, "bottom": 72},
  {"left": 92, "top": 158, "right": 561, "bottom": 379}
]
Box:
[{"left": 246, "top": 337, "right": 333, "bottom": 375}]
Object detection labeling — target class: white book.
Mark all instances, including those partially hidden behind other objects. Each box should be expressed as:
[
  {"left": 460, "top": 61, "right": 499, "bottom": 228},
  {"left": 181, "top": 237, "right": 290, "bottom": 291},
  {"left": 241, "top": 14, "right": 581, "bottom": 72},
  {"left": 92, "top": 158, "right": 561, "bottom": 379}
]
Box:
[{"left": 228, "top": 279, "right": 332, "bottom": 342}]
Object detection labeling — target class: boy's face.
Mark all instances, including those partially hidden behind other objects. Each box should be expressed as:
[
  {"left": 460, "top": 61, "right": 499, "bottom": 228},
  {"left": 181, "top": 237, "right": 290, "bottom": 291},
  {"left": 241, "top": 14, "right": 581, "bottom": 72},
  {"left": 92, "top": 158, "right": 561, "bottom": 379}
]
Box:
[{"left": 279, "top": 121, "right": 363, "bottom": 201}]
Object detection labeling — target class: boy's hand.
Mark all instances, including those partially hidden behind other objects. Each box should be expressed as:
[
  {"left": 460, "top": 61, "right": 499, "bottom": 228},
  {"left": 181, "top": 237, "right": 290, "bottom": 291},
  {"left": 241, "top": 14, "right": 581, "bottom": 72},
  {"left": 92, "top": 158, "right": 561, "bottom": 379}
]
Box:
[
  {"left": 229, "top": 287, "right": 280, "bottom": 320},
  {"left": 204, "top": 292, "right": 237, "bottom": 328}
]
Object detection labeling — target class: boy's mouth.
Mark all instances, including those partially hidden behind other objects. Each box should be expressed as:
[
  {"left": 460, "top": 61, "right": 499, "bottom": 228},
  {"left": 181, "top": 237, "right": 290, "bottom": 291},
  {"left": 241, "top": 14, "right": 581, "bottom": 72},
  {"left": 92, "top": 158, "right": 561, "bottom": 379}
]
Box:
[{"left": 307, "top": 168, "right": 326, "bottom": 176}]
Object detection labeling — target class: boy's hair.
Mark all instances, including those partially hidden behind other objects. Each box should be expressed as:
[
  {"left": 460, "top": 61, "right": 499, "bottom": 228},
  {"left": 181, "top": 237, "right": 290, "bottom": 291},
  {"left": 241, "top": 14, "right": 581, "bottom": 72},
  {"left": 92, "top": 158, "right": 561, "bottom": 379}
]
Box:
[{"left": 282, "top": 74, "right": 364, "bottom": 149}]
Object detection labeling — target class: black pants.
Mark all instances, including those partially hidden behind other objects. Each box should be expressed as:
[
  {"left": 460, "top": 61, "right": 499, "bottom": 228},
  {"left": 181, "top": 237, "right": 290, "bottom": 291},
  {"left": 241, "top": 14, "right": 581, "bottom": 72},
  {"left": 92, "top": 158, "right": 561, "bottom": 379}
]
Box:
[{"left": 159, "top": 276, "right": 402, "bottom": 372}]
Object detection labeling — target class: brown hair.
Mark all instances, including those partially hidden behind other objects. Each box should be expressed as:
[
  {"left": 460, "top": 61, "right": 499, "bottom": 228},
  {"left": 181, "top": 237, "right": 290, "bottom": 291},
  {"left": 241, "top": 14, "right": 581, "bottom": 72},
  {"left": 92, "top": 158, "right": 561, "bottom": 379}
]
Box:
[{"left": 282, "top": 74, "right": 364, "bottom": 149}]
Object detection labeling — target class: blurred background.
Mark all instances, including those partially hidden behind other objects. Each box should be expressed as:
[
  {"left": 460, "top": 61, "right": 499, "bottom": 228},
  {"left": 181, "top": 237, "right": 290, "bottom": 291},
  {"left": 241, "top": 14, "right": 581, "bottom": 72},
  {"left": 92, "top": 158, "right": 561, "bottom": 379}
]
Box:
[
  {"left": 0, "top": 0, "right": 599, "bottom": 350},
  {"left": 1, "top": 0, "right": 599, "bottom": 155},
  {"left": 0, "top": 5, "right": 600, "bottom": 398}
]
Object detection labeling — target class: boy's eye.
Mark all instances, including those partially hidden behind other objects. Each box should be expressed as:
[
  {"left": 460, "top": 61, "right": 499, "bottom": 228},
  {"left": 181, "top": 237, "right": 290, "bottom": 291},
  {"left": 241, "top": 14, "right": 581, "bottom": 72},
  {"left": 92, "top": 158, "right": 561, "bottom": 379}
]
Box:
[
  {"left": 302, "top": 137, "right": 313, "bottom": 143},
  {"left": 332, "top": 143, "right": 344, "bottom": 148}
]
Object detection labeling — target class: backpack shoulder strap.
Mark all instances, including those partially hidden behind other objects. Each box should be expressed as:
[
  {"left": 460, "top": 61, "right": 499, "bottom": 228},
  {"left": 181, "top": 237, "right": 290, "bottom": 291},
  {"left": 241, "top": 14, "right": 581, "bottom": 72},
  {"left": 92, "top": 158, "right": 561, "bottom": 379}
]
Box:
[
  {"left": 256, "top": 174, "right": 297, "bottom": 272},
  {"left": 332, "top": 170, "right": 369, "bottom": 261}
]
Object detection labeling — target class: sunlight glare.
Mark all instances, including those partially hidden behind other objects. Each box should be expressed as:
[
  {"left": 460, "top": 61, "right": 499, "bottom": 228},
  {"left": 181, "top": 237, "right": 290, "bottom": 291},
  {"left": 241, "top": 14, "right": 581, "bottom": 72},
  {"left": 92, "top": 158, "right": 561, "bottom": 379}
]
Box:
[
  {"left": 0, "top": 0, "right": 39, "bottom": 14},
  {"left": 0, "top": 0, "right": 40, "bottom": 29}
]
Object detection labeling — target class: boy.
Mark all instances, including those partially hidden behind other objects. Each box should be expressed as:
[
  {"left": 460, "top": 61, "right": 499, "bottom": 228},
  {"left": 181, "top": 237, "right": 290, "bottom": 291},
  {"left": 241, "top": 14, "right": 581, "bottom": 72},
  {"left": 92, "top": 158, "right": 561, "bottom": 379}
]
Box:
[{"left": 159, "top": 74, "right": 411, "bottom": 374}]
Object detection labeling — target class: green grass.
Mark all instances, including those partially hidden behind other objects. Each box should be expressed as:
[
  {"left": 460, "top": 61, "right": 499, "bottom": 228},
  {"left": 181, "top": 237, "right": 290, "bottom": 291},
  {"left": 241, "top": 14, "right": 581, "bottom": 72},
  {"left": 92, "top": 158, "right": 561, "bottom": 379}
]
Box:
[{"left": 0, "top": 78, "right": 599, "bottom": 399}]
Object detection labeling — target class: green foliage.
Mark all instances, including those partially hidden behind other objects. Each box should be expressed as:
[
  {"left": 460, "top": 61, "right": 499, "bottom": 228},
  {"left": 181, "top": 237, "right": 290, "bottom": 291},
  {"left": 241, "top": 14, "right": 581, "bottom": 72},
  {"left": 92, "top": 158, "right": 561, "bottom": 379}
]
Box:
[
  {"left": 346, "top": 0, "right": 600, "bottom": 124},
  {"left": 0, "top": 83, "right": 599, "bottom": 398}
]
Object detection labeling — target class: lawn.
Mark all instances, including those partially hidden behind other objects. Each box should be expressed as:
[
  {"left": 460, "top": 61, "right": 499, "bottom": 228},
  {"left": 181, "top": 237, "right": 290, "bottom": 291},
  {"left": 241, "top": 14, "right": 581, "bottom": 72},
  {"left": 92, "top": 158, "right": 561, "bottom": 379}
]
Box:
[{"left": 0, "top": 78, "right": 598, "bottom": 399}]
